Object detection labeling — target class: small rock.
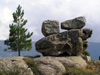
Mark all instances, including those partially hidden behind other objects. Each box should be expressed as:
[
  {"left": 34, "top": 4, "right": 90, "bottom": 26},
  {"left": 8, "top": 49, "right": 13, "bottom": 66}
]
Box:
[
  {"left": 42, "top": 20, "right": 59, "bottom": 36},
  {"left": 61, "top": 16, "right": 86, "bottom": 30},
  {"left": 82, "top": 56, "right": 91, "bottom": 62}
]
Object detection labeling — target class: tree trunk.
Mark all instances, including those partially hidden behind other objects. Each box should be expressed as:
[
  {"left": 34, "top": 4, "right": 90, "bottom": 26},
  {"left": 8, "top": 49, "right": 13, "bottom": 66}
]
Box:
[
  {"left": 18, "top": 17, "right": 20, "bottom": 56},
  {"left": 18, "top": 49, "right": 20, "bottom": 56}
]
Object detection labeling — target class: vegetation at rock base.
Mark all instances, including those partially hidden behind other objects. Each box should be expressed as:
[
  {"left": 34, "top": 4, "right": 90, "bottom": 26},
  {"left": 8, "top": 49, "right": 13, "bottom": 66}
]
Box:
[
  {"left": 63, "top": 60, "right": 100, "bottom": 75},
  {"left": 82, "top": 50, "right": 90, "bottom": 56},
  {"left": 0, "top": 57, "right": 100, "bottom": 75},
  {"left": 23, "top": 57, "right": 42, "bottom": 75},
  {"left": 4, "top": 5, "right": 33, "bottom": 56},
  {"left": 63, "top": 65, "right": 95, "bottom": 75},
  {"left": 0, "top": 70, "right": 21, "bottom": 75}
]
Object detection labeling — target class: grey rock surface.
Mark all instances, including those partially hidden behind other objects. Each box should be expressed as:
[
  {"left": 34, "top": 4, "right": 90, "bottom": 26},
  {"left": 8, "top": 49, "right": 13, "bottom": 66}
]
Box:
[
  {"left": 36, "top": 29, "right": 92, "bottom": 56},
  {"left": 42, "top": 20, "right": 59, "bottom": 36},
  {"left": 0, "top": 56, "right": 87, "bottom": 75},
  {"left": 33, "top": 56, "right": 87, "bottom": 75},
  {"left": 0, "top": 57, "right": 33, "bottom": 75},
  {"left": 36, "top": 16, "right": 93, "bottom": 56},
  {"left": 33, "top": 56, "right": 65, "bottom": 75},
  {"left": 61, "top": 16, "right": 86, "bottom": 30}
]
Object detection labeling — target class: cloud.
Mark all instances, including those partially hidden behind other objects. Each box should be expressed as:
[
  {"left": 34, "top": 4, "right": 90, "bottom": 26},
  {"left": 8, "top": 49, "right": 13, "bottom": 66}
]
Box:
[{"left": 0, "top": 0, "right": 100, "bottom": 42}]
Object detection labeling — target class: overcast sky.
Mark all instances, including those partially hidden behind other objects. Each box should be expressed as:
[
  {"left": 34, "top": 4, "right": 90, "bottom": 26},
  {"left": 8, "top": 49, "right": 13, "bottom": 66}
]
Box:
[{"left": 0, "top": 0, "right": 100, "bottom": 42}]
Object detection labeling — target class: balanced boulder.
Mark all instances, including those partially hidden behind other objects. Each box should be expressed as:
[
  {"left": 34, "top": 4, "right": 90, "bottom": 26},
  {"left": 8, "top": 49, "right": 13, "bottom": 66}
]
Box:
[
  {"left": 61, "top": 16, "right": 86, "bottom": 30},
  {"left": 42, "top": 20, "right": 59, "bottom": 36}
]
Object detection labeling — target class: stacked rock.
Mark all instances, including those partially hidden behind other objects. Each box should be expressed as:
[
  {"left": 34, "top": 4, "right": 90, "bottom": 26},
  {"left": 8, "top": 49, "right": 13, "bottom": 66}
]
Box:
[{"left": 35, "top": 16, "right": 92, "bottom": 56}]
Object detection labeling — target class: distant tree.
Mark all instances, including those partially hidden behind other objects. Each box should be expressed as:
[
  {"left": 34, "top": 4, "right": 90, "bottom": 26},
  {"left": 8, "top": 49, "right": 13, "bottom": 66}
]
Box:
[{"left": 4, "top": 5, "right": 33, "bottom": 56}]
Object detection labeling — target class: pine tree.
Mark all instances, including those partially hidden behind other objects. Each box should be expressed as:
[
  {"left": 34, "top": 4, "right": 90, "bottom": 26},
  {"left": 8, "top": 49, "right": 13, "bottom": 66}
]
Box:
[{"left": 4, "top": 5, "right": 33, "bottom": 56}]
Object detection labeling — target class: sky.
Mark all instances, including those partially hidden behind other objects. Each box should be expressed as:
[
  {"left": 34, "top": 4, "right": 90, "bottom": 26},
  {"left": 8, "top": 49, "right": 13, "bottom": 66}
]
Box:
[{"left": 0, "top": 0, "right": 100, "bottom": 42}]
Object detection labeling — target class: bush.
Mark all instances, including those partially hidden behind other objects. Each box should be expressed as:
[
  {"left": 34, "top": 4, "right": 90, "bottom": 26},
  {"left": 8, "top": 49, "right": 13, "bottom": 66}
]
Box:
[{"left": 82, "top": 50, "right": 90, "bottom": 56}]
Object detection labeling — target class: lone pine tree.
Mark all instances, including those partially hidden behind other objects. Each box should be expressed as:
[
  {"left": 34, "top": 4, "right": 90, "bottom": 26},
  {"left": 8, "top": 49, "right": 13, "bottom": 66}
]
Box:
[{"left": 4, "top": 5, "right": 33, "bottom": 56}]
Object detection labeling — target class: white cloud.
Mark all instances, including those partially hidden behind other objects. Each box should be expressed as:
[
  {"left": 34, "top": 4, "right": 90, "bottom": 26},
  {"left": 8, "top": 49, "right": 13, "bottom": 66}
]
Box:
[
  {"left": 2, "top": 7, "right": 12, "bottom": 24},
  {"left": 0, "top": 0, "right": 100, "bottom": 42}
]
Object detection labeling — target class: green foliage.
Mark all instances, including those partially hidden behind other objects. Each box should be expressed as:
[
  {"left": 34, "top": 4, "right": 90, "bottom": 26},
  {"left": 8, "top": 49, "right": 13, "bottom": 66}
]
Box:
[
  {"left": 82, "top": 50, "right": 90, "bottom": 56},
  {"left": 4, "top": 5, "right": 33, "bottom": 56},
  {"left": 63, "top": 65, "right": 95, "bottom": 75},
  {"left": 24, "top": 58, "right": 42, "bottom": 75}
]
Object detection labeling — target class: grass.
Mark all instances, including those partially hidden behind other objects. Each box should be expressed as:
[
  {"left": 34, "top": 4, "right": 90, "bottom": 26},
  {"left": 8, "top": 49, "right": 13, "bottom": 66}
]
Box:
[
  {"left": 63, "top": 65, "right": 95, "bottom": 75},
  {"left": 23, "top": 57, "right": 42, "bottom": 75},
  {"left": 86, "top": 60, "right": 100, "bottom": 74},
  {"left": 0, "top": 70, "right": 21, "bottom": 75},
  {"left": 62, "top": 60, "right": 100, "bottom": 75},
  {"left": 0, "top": 67, "right": 26, "bottom": 75}
]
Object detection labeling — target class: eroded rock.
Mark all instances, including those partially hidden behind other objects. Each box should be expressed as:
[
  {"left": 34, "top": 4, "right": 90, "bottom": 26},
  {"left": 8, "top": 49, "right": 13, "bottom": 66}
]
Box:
[
  {"left": 36, "top": 29, "right": 92, "bottom": 56},
  {"left": 82, "top": 28, "right": 92, "bottom": 40}
]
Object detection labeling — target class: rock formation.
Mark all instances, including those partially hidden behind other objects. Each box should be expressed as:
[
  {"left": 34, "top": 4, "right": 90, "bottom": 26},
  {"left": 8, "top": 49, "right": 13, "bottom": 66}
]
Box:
[
  {"left": 35, "top": 16, "right": 93, "bottom": 56},
  {"left": 0, "top": 57, "right": 33, "bottom": 75}
]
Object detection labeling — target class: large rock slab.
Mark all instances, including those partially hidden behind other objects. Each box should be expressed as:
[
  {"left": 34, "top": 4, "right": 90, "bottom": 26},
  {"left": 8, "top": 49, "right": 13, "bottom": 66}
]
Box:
[
  {"left": 32, "top": 56, "right": 87, "bottom": 75},
  {"left": 42, "top": 20, "right": 59, "bottom": 36},
  {"left": 36, "top": 28, "right": 92, "bottom": 56},
  {"left": 33, "top": 56, "right": 65, "bottom": 75},
  {"left": 36, "top": 29, "right": 85, "bottom": 56},
  {"left": 0, "top": 57, "right": 33, "bottom": 75},
  {"left": 61, "top": 16, "right": 86, "bottom": 30}
]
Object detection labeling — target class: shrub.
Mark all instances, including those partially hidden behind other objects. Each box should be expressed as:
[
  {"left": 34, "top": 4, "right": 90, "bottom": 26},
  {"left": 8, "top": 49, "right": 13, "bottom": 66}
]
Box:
[{"left": 82, "top": 50, "right": 90, "bottom": 56}]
